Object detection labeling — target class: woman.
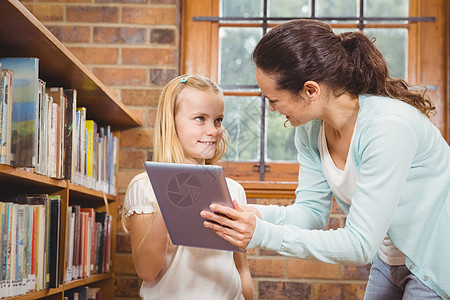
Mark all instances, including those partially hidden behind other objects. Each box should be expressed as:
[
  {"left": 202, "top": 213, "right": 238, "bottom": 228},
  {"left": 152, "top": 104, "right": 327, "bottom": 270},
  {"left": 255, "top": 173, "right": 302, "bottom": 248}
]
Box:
[{"left": 201, "top": 19, "right": 449, "bottom": 299}]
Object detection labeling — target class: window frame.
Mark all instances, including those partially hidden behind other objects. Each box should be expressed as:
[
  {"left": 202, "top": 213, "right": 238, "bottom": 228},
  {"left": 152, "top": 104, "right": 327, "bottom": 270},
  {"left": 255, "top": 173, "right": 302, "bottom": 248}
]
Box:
[{"left": 181, "top": 0, "right": 449, "bottom": 182}]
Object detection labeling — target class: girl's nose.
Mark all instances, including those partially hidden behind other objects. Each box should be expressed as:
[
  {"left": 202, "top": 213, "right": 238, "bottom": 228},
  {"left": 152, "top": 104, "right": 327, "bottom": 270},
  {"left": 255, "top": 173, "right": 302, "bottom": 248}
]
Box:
[{"left": 206, "top": 122, "right": 219, "bottom": 135}]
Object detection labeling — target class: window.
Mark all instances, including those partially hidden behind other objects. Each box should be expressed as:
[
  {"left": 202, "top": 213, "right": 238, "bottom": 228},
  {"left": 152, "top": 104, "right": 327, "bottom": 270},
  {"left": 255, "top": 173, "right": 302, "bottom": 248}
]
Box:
[{"left": 182, "top": 0, "right": 448, "bottom": 181}]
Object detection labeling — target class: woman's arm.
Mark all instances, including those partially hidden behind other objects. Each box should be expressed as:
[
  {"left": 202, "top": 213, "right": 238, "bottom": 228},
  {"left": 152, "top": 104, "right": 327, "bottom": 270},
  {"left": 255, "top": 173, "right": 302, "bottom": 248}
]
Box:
[
  {"left": 128, "top": 210, "right": 169, "bottom": 282},
  {"left": 233, "top": 252, "right": 253, "bottom": 300}
]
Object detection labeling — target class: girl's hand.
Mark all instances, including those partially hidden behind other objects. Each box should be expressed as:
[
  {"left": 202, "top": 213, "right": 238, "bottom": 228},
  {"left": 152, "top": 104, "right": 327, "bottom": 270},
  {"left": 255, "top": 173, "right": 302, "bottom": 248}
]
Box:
[{"left": 200, "top": 200, "right": 259, "bottom": 249}]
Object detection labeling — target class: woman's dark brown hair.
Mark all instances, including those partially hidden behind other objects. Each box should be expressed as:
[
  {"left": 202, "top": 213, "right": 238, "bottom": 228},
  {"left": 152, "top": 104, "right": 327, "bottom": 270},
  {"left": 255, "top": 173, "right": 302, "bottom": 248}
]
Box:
[{"left": 252, "top": 19, "right": 435, "bottom": 117}]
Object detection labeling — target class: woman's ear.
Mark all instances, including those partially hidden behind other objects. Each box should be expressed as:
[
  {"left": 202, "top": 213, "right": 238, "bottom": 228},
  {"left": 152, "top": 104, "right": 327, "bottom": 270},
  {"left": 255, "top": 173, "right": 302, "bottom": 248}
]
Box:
[{"left": 301, "top": 81, "right": 320, "bottom": 101}]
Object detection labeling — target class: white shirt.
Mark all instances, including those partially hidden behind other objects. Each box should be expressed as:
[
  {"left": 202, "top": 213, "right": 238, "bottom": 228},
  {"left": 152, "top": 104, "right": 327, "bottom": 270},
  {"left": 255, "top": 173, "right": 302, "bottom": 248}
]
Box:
[
  {"left": 318, "top": 123, "right": 405, "bottom": 266},
  {"left": 124, "top": 172, "right": 246, "bottom": 300}
]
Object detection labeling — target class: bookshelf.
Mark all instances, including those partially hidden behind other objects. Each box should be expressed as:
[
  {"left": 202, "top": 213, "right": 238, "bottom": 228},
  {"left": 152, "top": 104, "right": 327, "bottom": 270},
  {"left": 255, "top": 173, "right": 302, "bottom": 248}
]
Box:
[{"left": 0, "top": 0, "right": 141, "bottom": 299}]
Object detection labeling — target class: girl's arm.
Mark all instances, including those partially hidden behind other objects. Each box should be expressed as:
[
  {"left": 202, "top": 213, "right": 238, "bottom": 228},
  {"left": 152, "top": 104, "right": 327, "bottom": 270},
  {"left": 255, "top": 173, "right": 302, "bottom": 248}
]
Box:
[
  {"left": 233, "top": 252, "right": 253, "bottom": 300},
  {"left": 128, "top": 210, "right": 169, "bottom": 282}
]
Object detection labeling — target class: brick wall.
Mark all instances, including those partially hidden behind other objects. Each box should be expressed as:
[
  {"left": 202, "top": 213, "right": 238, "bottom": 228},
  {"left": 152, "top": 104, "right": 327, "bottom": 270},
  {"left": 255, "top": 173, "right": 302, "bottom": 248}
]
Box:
[{"left": 21, "top": 1, "right": 370, "bottom": 299}]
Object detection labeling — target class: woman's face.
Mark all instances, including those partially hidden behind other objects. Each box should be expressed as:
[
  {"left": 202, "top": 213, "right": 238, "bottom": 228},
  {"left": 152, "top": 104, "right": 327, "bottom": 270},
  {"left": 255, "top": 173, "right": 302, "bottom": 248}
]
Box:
[
  {"left": 256, "top": 68, "right": 319, "bottom": 127},
  {"left": 175, "top": 87, "right": 224, "bottom": 164}
]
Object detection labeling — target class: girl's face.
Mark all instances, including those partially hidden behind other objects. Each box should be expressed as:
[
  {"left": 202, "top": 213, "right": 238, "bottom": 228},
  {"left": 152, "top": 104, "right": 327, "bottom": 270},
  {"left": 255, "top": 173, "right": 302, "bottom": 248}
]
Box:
[
  {"left": 175, "top": 87, "right": 224, "bottom": 164},
  {"left": 256, "top": 68, "right": 319, "bottom": 127}
]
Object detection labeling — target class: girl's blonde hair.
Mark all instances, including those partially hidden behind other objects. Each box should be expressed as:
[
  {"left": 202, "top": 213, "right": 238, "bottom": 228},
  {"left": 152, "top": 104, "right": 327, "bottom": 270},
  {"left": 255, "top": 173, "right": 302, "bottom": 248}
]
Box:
[
  {"left": 152, "top": 74, "right": 229, "bottom": 164},
  {"left": 122, "top": 75, "right": 229, "bottom": 233}
]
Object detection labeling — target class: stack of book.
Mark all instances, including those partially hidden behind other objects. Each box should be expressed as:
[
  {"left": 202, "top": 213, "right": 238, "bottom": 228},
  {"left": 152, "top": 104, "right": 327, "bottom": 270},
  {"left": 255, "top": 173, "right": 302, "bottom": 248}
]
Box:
[
  {"left": 64, "top": 206, "right": 112, "bottom": 282},
  {"left": 0, "top": 58, "right": 118, "bottom": 195},
  {"left": 0, "top": 194, "right": 61, "bottom": 298}
]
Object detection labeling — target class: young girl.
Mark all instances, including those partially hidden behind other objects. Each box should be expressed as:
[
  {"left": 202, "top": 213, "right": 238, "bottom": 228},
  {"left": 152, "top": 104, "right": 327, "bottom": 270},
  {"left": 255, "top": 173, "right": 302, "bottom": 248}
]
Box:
[{"left": 122, "top": 75, "right": 253, "bottom": 300}]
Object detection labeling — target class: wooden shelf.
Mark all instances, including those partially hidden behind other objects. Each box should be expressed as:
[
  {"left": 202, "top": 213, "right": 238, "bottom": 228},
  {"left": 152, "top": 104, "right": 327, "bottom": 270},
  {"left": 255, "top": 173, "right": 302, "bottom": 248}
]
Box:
[
  {"left": 0, "top": 0, "right": 136, "bottom": 299},
  {"left": 0, "top": 0, "right": 142, "bottom": 129}
]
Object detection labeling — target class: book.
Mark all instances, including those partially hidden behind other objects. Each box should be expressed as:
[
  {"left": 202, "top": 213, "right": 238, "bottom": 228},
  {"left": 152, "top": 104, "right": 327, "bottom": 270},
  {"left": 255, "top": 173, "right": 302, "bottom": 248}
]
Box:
[
  {"left": 87, "top": 287, "right": 101, "bottom": 300},
  {"left": 47, "top": 195, "right": 61, "bottom": 288},
  {"left": 65, "top": 206, "right": 74, "bottom": 282},
  {"left": 0, "top": 68, "right": 13, "bottom": 165},
  {"left": 63, "top": 89, "right": 77, "bottom": 180},
  {"left": 47, "top": 87, "right": 66, "bottom": 179},
  {"left": 85, "top": 120, "right": 95, "bottom": 189},
  {"left": 0, "top": 57, "right": 40, "bottom": 167},
  {"left": 35, "top": 79, "right": 47, "bottom": 175}
]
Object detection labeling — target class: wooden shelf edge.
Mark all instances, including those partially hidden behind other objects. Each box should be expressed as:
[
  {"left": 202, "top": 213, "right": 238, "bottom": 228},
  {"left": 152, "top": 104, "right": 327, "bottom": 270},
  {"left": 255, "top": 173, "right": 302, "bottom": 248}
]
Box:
[
  {"left": 68, "top": 182, "right": 117, "bottom": 202},
  {"left": 0, "top": 164, "right": 67, "bottom": 188},
  {"left": 5, "top": 286, "right": 63, "bottom": 300},
  {"left": 63, "top": 273, "right": 113, "bottom": 291}
]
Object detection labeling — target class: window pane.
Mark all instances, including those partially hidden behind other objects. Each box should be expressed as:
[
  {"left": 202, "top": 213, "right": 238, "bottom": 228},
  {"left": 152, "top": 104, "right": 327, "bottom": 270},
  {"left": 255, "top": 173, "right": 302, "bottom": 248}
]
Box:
[
  {"left": 268, "top": 0, "right": 309, "bottom": 18},
  {"left": 223, "top": 96, "right": 261, "bottom": 162},
  {"left": 265, "top": 104, "right": 297, "bottom": 162},
  {"left": 219, "top": 28, "right": 261, "bottom": 86},
  {"left": 221, "top": 0, "right": 261, "bottom": 17},
  {"left": 364, "top": 0, "right": 408, "bottom": 18},
  {"left": 365, "top": 29, "right": 407, "bottom": 79},
  {"left": 316, "top": 0, "right": 358, "bottom": 18}
]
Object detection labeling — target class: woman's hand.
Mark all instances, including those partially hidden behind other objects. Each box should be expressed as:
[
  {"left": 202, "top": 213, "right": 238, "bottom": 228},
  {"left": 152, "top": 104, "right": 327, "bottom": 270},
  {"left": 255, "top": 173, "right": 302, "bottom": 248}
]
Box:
[{"left": 200, "top": 200, "right": 260, "bottom": 249}]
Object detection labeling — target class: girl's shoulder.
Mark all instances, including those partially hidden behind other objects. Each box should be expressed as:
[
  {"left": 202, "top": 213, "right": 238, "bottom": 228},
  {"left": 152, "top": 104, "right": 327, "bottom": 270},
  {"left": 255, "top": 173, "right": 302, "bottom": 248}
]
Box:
[{"left": 225, "top": 177, "right": 244, "bottom": 192}]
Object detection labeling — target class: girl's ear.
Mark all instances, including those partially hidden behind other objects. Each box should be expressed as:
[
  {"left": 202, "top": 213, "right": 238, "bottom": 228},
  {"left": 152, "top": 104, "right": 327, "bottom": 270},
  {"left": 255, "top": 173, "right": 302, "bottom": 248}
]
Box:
[{"left": 300, "top": 81, "right": 320, "bottom": 101}]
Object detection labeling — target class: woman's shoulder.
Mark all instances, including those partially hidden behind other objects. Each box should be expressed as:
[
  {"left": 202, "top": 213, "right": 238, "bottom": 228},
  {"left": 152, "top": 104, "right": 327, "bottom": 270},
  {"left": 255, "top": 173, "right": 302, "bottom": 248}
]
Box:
[{"left": 358, "top": 94, "right": 423, "bottom": 121}]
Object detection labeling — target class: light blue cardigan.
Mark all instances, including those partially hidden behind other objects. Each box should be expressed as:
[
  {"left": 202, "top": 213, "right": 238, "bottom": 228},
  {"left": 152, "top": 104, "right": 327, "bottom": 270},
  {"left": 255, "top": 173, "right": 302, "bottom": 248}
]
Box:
[{"left": 248, "top": 95, "right": 450, "bottom": 299}]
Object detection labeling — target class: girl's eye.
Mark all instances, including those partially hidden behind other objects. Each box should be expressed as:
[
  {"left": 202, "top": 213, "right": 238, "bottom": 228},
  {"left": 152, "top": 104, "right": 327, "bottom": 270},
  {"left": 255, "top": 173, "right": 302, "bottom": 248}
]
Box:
[
  {"left": 215, "top": 117, "right": 223, "bottom": 125},
  {"left": 195, "top": 116, "right": 205, "bottom": 122},
  {"left": 268, "top": 99, "right": 276, "bottom": 105}
]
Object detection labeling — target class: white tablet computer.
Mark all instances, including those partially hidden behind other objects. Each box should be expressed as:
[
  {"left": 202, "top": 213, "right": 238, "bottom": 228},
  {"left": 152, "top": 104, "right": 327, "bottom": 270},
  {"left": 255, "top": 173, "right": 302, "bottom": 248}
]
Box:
[{"left": 144, "top": 161, "right": 245, "bottom": 252}]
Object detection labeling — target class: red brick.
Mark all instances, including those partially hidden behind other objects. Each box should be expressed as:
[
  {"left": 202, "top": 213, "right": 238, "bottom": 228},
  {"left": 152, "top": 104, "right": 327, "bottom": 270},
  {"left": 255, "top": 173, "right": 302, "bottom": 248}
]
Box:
[
  {"left": 121, "top": 89, "right": 161, "bottom": 106},
  {"left": 119, "top": 149, "right": 146, "bottom": 169},
  {"left": 149, "top": 68, "right": 177, "bottom": 86},
  {"left": 313, "top": 282, "right": 366, "bottom": 300},
  {"left": 93, "top": 67, "right": 147, "bottom": 86},
  {"left": 150, "top": 28, "right": 176, "bottom": 45},
  {"left": 258, "top": 281, "right": 311, "bottom": 300},
  {"left": 24, "top": 4, "right": 64, "bottom": 22},
  {"left": 342, "top": 264, "right": 371, "bottom": 280},
  {"left": 118, "top": 169, "right": 146, "bottom": 190},
  {"left": 326, "top": 216, "right": 343, "bottom": 230},
  {"left": 123, "top": 7, "right": 177, "bottom": 25},
  {"left": 147, "top": 108, "right": 157, "bottom": 127},
  {"left": 46, "top": 25, "right": 90, "bottom": 43},
  {"left": 114, "top": 276, "right": 141, "bottom": 297},
  {"left": 67, "top": 6, "right": 119, "bottom": 22},
  {"left": 120, "top": 127, "right": 153, "bottom": 148},
  {"left": 123, "top": 48, "right": 176, "bottom": 65},
  {"left": 288, "top": 259, "right": 341, "bottom": 279},
  {"left": 68, "top": 46, "right": 119, "bottom": 64},
  {"left": 94, "top": 27, "right": 146, "bottom": 44},
  {"left": 331, "top": 197, "right": 344, "bottom": 213},
  {"left": 249, "top": 258, "right": 285, "bottom": 278},
  {"left": 116, "top": 232, "right": 133, "bottom": 253},
  {"left": 127, "top": 108, "right": 146, "bottom": 126}
]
